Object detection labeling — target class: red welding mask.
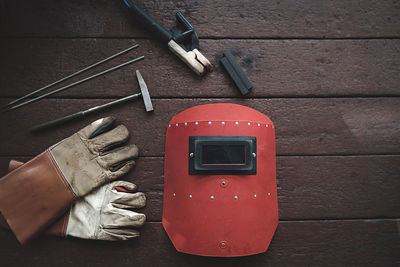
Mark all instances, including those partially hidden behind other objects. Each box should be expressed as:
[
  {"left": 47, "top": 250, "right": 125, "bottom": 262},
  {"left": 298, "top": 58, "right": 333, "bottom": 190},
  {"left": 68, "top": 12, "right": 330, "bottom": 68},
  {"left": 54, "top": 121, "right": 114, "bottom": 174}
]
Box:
[{"left": 163, "top": 103, "right": 278, "bottom": 257}]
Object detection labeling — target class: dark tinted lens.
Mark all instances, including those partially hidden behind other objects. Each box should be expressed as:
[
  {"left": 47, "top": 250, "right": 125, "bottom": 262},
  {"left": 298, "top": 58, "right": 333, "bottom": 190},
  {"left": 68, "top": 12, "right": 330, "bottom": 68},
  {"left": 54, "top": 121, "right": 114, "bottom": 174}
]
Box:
[{"left": 202, "top": 145, "right": 245, "bottom": 164}]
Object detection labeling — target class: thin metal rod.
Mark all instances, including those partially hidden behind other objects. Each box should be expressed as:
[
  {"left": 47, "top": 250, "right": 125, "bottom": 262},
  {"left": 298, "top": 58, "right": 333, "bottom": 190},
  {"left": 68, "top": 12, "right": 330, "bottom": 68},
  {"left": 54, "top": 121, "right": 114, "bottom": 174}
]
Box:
[
  {"left": 29, "top": 93, "right": 142, "bottom": 133},
  {"left": 8, "top": 56, "right": 145, "bottom": 111},
  {"left": 83, "top": 93, "right": 142, "bottom": 115},
  {"left": 3, "top": 44, "right": 139, "bottom": 109}
]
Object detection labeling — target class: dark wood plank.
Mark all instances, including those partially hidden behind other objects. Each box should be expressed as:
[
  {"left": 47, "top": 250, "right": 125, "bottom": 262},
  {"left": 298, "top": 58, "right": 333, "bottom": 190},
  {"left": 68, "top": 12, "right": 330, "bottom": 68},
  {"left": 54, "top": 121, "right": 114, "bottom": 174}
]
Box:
[
  {"left": 1, "top": 0, "right": 399, "bottom": 38},
  {"left": 0, "top": 220, "right": 398, "bottom": 266},
  {"left": 1, "top": 39, "right": 400, "bottom": 98},
  {"left": 0, "top": 1, "right": 398, "bottom": 266},
  {"left": 275, "top": 155, "right": 400, "bottom": 220},
  {"left": 0, "top": 98, "right": 398, "bottom": 156},
  {"left": 1, "top": 155, "right": 398, "bottom": 220}
]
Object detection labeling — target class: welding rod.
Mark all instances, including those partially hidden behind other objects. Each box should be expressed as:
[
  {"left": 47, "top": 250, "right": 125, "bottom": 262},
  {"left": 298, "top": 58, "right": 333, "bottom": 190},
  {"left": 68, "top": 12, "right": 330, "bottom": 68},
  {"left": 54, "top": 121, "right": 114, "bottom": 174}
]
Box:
[
  {"left": 29, "top": 93, "right": 142, "bottom": 133},
  {"left": 3, "top": 44, "right": 139, "bottom": 109},
  {"left": 8, "top": 55, "right": 145, "bottom": 111},
  {"left": 30, "top": 69, "right": 153, "bottom": 132}
]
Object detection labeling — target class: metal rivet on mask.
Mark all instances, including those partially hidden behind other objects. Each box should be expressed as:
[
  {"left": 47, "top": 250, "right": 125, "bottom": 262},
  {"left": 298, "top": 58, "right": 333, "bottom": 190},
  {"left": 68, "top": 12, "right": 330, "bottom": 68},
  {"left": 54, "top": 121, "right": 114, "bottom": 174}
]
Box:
[
  {"left": 252, "top": 153, "right": 256, "bottom": 158},
  {"left": 219, "top": 241, "right": 227, "bottom": 248},
  {"left": 235, "top": 122, "right": 239, "bottom": 125},
  {"left": 189, "top": 152, "right": 194, "bottom": 158},
  {"left": 254, "top": 194, "right": 257, "bottom": 198},
  {"left": 248, "top": 122, "right": 251, "bottom": 125},
  {"left": 222, "top": 121, "right": 225, "bottom": 125},
  {"left": 195, "top": 122, "right": 198, "bottom": 125},
  {"left": 169, "top": 124, "right": 171, "bottom": 127},
  {"left": 184, "top": 122, "right": 187, "bottom": 126},
  {"left": 189, "top": 195, "right": 193, "bottom": 199},
  {"left": 266, "top": 124, "right": 269, "bottom": 127},
  {"left": 210, "top": 196, "right": 214, "bottom": 200},
  {"left": 173, "top": 193, "right": 176, "bottom": 197},
  {"left": 234, "top": 195, "right": 238, "bottom": 200},
  {"left": 208, "top": 121, "right": 212, "bottom": 125},
  {"left": 268, "top": 193, "right": 271, "bottom": 196},
  {"left": 258, "top": 123, "right": 260, "bottom": 126},
  {"left": 175, "top": 123, "right": 178, "bottom": 127}
]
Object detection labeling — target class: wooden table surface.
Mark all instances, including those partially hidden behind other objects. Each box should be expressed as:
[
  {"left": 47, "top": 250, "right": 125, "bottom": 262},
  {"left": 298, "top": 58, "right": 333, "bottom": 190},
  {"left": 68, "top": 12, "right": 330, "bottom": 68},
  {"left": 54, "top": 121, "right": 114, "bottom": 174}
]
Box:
[{"left": 0, "top": 1, "right": 399, "bottom": 266}]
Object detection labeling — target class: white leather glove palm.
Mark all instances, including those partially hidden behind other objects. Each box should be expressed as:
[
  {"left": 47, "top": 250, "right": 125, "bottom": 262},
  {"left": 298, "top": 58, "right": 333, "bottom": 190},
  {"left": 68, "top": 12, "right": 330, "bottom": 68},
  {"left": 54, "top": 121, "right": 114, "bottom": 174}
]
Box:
[{"left": 67, "top": 180, "right": 146, "bottom": 240}]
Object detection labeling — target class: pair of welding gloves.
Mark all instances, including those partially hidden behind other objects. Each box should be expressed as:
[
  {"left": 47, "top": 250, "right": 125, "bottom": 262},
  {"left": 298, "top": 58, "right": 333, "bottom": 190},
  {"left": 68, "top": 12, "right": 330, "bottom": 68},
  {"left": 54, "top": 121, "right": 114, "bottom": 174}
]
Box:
[{"left": 0, "top": 117, "right": 146, "bottom": 244}]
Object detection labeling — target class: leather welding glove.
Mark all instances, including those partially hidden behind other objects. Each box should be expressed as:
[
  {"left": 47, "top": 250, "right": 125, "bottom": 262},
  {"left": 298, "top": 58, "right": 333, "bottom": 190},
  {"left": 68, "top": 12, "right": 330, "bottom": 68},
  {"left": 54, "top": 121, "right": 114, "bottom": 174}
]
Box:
[
  {"left": 0, "top": 117, "right": 139, "bottom": 244},
  {"left": 2, "top": 160, "right": 146, "bottom": 240}
]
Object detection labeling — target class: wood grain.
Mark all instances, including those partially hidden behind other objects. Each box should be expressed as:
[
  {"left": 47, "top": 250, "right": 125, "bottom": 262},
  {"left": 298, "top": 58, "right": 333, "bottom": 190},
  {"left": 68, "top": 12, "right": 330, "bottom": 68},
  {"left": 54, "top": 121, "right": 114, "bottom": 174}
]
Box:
[
  {"left": 0, "top": 220, "right": 398, "bottom": 266},
  {"left": 0, "top": 98, "right": 398, "bottom": 156},
  {"left": 1, "top": 155, "right": 398, "bottom": 221},
  {"left": 0, "top": 0, "right": 398, "bottom": 265},
  {"left": 0, "top": 0, "right": 399, "bottom": 38},
  {"left": 1, "top": 39, "right": 399, "bottom": 98}
]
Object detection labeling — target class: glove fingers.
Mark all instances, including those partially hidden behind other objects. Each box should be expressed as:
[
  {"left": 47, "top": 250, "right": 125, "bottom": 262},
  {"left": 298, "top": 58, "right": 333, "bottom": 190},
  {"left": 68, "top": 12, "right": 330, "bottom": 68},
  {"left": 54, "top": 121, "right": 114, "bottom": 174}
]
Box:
[
  {"left": 88, "top": 125, "right": 130, "bottom": 154},
  {"left": 103, "top": 206, "right": 146, "bottom": 228},
  {"left": 106, "top": 161, "right": 136, "bottom": 179},
  {"left": 97, "top": 144, "right": 139, "bottom": 170},
  {"left": 99, "top": 228, "right": 140, "bottom": 241},
  {"left": 109, "top": 180, "right": 138, "bottom": 192},
  {"left": 78, "top": 117, "right": 116, "bottom": 139},
  {"left": 112, "top": 192, "right": 146, "bottom": 209}
]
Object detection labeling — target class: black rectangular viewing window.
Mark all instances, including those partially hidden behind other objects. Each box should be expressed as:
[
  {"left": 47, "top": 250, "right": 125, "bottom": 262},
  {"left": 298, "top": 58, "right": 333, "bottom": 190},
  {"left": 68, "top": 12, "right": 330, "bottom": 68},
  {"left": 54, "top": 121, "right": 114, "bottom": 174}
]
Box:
[
  {"left": 202, "top": 144, "right": 246, "bottom": 165},
  {"left": 189, "top": 136, "right": 257, "bottom": 175}
]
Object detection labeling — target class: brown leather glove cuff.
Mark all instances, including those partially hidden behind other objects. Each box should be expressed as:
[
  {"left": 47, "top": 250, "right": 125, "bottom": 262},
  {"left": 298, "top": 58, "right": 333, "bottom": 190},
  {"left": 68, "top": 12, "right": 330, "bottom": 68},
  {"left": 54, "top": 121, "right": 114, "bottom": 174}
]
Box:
[
  {"left": 0, "top": 150, "right": 76, "bottom": 244},
  {"left": 0, "top": 211, "right": 69, "bottom": 238}
]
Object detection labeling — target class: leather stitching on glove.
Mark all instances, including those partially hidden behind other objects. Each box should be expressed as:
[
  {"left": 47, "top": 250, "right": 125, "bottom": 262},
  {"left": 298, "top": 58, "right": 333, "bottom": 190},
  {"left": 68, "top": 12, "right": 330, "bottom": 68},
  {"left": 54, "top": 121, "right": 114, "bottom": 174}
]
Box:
[{"left": 47, "top": 150, "right": 77, "bottom": 197}]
